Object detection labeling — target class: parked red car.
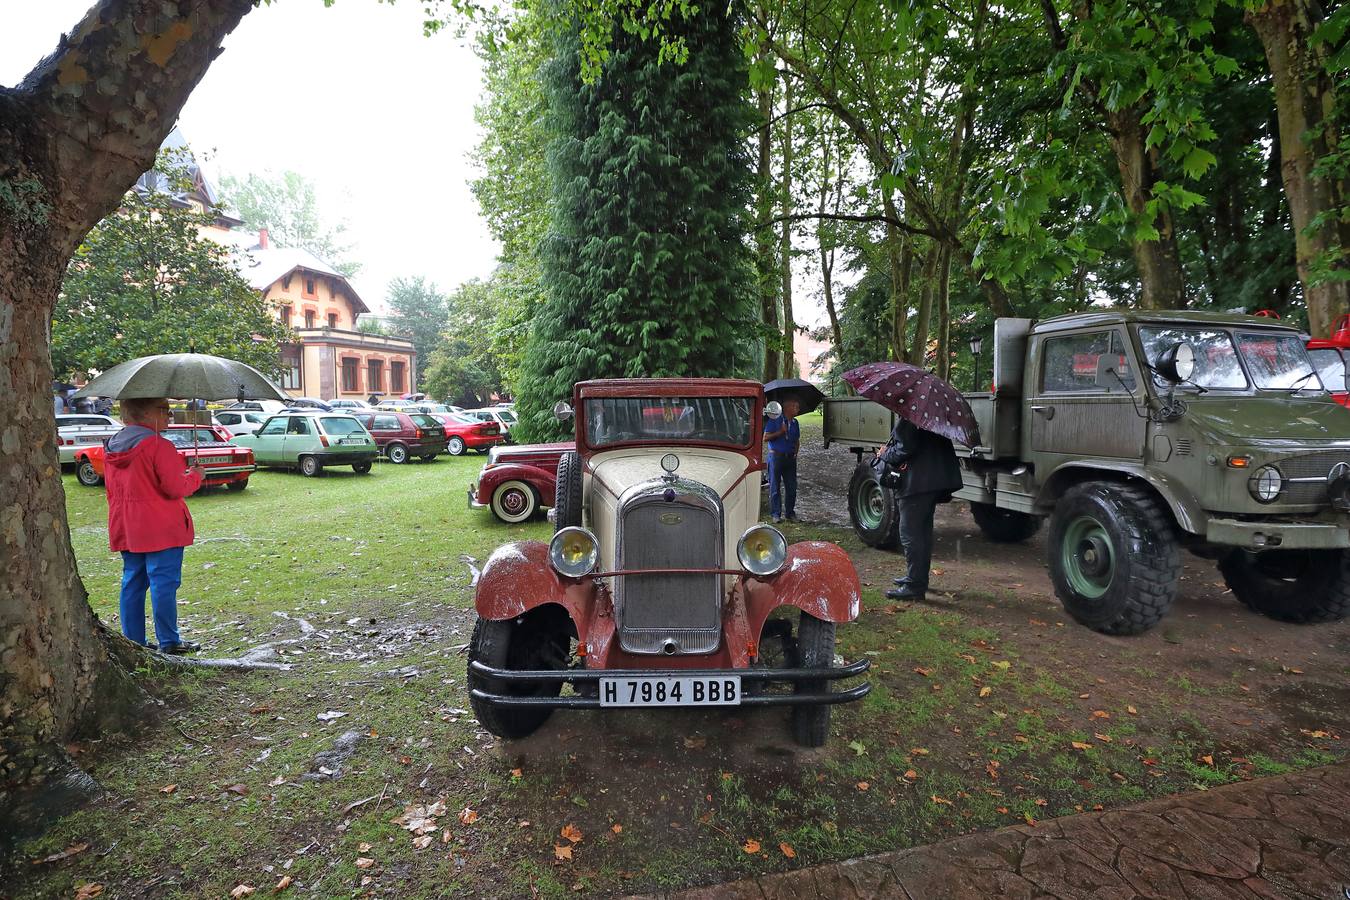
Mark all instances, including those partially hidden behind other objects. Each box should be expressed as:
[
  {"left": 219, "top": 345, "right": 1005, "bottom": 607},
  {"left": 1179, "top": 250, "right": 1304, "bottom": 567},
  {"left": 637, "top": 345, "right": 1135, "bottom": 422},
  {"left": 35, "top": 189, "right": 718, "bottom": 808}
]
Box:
[
  {"left": 1307, "top": 314, "right": 1350, "bottom": 407},
  {"left": 356, "top": 411, "right": 448, "bottom": 463},
  {"left": 74, "top": 424, "right": 256, "bottom": 491},
  {"left": 432, "top": 412, "right": 504, "bottom": 456},
  {"left": 469, "top": 442, "right": 574, "bottom": 523}
]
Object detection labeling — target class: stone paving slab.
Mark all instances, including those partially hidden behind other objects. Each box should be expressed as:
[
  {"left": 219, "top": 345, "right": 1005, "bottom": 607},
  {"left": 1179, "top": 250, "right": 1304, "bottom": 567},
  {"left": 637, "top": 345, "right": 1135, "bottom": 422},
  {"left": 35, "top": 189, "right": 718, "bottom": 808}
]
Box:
[{"left": 635, "top": 762, "right": 1350, "bottom": 900}]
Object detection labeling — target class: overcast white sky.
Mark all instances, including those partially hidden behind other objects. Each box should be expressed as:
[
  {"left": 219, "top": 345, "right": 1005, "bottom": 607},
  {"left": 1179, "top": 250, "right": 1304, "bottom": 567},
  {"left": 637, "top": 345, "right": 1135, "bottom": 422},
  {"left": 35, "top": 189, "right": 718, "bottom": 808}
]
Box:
[{"left": 1, "top": 1, "right": 501, "bottom": 313}]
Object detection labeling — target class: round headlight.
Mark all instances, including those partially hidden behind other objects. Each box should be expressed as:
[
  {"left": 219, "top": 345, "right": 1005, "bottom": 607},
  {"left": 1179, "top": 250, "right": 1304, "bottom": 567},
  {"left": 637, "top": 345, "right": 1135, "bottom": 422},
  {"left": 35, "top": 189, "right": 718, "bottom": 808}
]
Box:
[
  {"left": 549, "top": 526, "right": 600, "bottom": 579},
  {"left": 1249, "top": 465, "right": 1283, "bottom": 503},
  {"left": 737, "top": 524, "right": 788, "bottom": 577}
]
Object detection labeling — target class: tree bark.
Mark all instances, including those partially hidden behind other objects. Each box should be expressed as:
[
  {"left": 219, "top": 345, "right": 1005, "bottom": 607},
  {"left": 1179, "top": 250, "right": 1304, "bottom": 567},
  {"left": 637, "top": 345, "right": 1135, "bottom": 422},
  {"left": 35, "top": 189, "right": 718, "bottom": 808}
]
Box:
[
  {"left": 1248, "top": 0, "right": 1349, "bottom": 336},
  {"left": 1, "top": 0, "right": 253, "bottom": 807},
  {"left": 779, "top": 80, "right": 797, "bottom": 378},
  {"left": 936, "top": 245, "right": 953, "bottom": 380},
  {"left": 884, "top": 192, "right": 911, "bottom": 362},
  {"left": 754, "top": 59, "right": 781, "bottom": 380},
  {"left": 816, "top": 128, "right": 844, "bottom": 352},
  {"left": 909, "top": 244, "right": 940, "bottom": 365},
  {"left": 1107, "top": 106, "right": 1187, "bottom": 309}
]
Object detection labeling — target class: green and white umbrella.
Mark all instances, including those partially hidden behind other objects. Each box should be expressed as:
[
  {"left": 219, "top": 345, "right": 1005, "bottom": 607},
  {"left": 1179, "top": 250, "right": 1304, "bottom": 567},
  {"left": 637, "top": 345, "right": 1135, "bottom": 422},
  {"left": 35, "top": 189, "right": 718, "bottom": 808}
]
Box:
[{"left": 73, "top": 353, "right": 286, "bottom": 402}]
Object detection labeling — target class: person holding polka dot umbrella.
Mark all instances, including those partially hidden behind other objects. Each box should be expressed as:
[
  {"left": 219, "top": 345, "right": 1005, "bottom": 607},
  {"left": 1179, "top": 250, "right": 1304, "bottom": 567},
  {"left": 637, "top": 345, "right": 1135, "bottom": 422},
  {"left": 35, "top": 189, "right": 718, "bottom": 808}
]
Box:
[{"left": 843, "top": 363, "right": 977, "bottom": 602}]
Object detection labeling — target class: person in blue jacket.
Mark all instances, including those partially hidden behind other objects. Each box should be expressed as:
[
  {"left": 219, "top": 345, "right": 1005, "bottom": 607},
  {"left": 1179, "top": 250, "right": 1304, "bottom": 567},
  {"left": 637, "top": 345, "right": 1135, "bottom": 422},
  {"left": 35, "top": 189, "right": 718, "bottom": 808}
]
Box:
[{"left": 763, "top": 399, "right": 800, "bottom": 523}]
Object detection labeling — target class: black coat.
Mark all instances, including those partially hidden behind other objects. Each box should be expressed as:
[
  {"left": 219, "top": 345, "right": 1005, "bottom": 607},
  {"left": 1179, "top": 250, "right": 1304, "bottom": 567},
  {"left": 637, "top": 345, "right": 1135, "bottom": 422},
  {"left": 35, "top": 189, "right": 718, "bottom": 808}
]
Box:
[{"left": 880, "top": 419, "right": 963, "bottom": 499}]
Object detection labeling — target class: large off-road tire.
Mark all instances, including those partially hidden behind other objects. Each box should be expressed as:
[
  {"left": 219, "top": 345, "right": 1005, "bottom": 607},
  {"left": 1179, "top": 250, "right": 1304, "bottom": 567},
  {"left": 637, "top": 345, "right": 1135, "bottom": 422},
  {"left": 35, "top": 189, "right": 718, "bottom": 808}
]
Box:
[
  {"left": 554, "top": 452, "right": 582, "bottom": 531},
  {"left": 76, "top": 459, "right": 103, "bottom": 487},
  {"left": 791, "top": 612, "right": 836, "bottom": 747},
  {"left": 299, "top": 455, "right": 322, "bottom": 478},
  {"left": 847, "top": 461, "right": 900, "bottom": 550},
  {"left": 447, "top": 436, "right": 466, "bottom": 456},
  {"left": 1218, "top": 549, "right": 1350, "bottom": 624},
  {"left": 970, "top": 502, "right": 1042, "bottom": 543},
  {"left": 1048, "top": 482, "right": 1180, "bottom": 636},
  {"left": 226, "top": 478, "right": 248, "bottom": 492},
  {"left": 386, "top": 443, "right": 409, "bottom": 464},
  {"left": 467, "top": 614, "right": 569, "bottom": 739},
  {"left": 491, "top": 480, "right": 539, "bottom": 523}
]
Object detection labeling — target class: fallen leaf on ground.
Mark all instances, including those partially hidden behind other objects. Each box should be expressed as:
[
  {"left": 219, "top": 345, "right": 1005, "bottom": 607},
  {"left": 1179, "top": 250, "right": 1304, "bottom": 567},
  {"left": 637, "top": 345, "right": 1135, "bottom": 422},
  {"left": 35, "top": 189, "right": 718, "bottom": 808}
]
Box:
[
  {"left": 1094, "top": 733, "right": 1112, "bottom": 743},
  {"left": 32, "top": 842, "right": 88, "bottom": 865},
  {"left": 683, "top": 735, "right": 707, "bottom": 749},
  {"left": 225, "top": 784, "right": 249, "bottom": 796},
  {"left": 1127, "top": 705, "right": 1137, "bottom": 715},
  {"left": 1301, "top": 729, "right": 1331, "bottom": 739},
  {"left": 611, "top": 824, "right": 622, "bottom": 834},
  {"left": 355, "top": 858, "right": 375, "bottom": 870},
  {"left": 230, "top": 886, "right": 255, "bottom": 898},
  {"left": 996, "top": 806, "right": 1009, "bottom": 814},
  {"left": 273, "top": 875, "right": 292, "bottom": 892},
  {"left": 903, "top": 769, "right": 918, "bottom": 780},
  {"left": 1071, "top": 741, "right": 1092, "bottom": 751},
  {"left": 1078, "top": 693, "right": 1091, "bottom": 699},
  {"left": 979, "top": 686, "right": 992, "bottom": 698},
  {"left": 249, "top": 705, "right": 271, "bottom": 714},
  {"left": 910, "top": 747, "right": 929, "bottom": 756},
  {"left": 316, "top": 710, "right": 346, "bottom": 722},
  {"left": 780, "top": 842, "right": 796, "bottom": 858},
  {"left": 959, "top": 653, "right": 978, "bottom": 664},
  {"left": 1091, "top": 710, "right": 1110, "bottom": 719},
  {"left": 159, "top": 784, "right": 177, "bottom": 794},
  {"left": 1200, "top": 755, "right": 1214, "bottom": 766},
  {"left": 742, "top": 839, "right": 761, "bottom": 854},
  {"left": 930, "top": 795, "right": 952, "bottom": 806},
  {"left": 986, "top": 761, "right": 1000, "bottom": 780},
  {"left": 459, "top": 807, "right": 479, "bottom": 825},
  {"left": 74, "top": 884, "right": 104, "bottom": 899},
  {"left": 856, "top": 781, "right": 869, "bottom": 791},
  {"left": 554, "top": 844, "right": 573, "bottom": 861},
  {"left": 442, "top": 828, "right": 452, "bottom": 844},
  {"left": 913, "top": 667, "right": 932, "bottom": 677},
  {"left": 510, "top": 767, "right": 523, "bottom": 778},
  {"left": 848, "top": 740, "right": 867, "bottom": 756},
  {"left": 560, "top": 824, "right": 584, "bottom": 844},
  {"left": 1024, "top": 813, "right": 1037, "bottom": 826},
  {"left": 412, "top": 835, "right": 433, "bottom": 850},
  {"left": 1034, "top": 798, "right": 1047, "bottom": 807},
  {"left": 992, "top": 661, "right": 1011, "bottom": 670}
]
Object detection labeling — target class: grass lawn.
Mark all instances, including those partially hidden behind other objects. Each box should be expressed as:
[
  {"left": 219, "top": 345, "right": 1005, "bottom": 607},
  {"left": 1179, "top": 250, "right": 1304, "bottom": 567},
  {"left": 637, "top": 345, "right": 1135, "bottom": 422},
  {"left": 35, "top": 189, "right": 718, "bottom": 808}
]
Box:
[{"left": 4, "top": 453, "right": 1347, "bottom": 898}]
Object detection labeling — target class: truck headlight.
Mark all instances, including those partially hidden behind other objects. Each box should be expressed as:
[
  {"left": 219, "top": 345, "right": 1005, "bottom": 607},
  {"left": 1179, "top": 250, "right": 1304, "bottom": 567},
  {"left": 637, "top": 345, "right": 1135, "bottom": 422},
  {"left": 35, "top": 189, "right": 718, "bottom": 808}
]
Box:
[
  {"left": 737, "top": 525, "right": 787, "bottom": 577},
  {"left": 550, "top": 527, "right": 599, "bottom": 578},
  {"left": 1249, "top": 466, "right": 1283, "bottom": 503}
]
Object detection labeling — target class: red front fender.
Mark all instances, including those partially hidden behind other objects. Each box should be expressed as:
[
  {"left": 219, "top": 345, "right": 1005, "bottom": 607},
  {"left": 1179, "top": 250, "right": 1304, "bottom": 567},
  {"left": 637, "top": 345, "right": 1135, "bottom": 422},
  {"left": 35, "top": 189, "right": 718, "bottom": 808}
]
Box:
[
  {"left": 475, "top": 464, "right": 557, "bottom": 507},
  {"left": 474, "top": 540, "right": 599, "bottom": 624},
  {"left": 743, "top": 541, "right": 862, "bottom": 647}
]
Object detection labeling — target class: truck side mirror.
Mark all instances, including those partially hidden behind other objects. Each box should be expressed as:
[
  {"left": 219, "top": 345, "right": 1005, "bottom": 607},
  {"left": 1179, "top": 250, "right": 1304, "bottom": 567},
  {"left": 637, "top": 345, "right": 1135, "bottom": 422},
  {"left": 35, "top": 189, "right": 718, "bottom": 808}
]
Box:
[
  {"left": 1094, "top": 356, "right": 1118, "bottom": 391},
  {"left": 1155, "top": 342, "right": 1196, "bottom": 384},
  {"left": 764, "top": 400, "right": 783, "bottom": 419},
  {"left": 553, "top": 401, "right": 574, "bottom": 421}
]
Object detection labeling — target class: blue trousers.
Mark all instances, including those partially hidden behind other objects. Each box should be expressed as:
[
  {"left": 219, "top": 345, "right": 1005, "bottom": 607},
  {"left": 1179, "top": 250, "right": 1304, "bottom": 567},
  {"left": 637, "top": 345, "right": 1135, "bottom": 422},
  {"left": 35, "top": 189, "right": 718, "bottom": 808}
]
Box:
[
  {"left": 767, "top": 451, "right": 797, "bottom": 519},
  {"left": 119, "top": 547, "right": 184, "bottom": 647}
]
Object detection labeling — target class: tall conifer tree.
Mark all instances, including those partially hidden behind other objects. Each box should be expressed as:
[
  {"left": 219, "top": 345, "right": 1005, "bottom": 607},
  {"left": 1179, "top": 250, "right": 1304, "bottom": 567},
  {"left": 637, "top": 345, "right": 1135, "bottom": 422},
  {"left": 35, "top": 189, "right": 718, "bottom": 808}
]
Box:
[{"left": 516, "top": 5, "right": 758, "bottom": 439}]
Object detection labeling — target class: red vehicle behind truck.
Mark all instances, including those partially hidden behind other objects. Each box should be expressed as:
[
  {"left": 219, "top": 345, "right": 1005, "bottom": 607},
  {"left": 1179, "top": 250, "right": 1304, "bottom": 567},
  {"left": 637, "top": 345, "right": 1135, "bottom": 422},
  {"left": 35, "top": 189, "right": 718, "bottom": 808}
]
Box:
[
  {"left": 469, "top": 442, "right": 574, "bottom": 523},
  {"left": 1307, "top": 314, "right": 1350, "bottom": 407}
]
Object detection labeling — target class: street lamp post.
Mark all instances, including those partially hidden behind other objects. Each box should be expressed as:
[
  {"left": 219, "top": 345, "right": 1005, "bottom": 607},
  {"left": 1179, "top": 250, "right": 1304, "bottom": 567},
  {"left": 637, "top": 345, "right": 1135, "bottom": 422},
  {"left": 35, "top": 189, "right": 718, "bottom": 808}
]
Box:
[{"left": 970, "top": 335, "right": 984, "bottom": 393}]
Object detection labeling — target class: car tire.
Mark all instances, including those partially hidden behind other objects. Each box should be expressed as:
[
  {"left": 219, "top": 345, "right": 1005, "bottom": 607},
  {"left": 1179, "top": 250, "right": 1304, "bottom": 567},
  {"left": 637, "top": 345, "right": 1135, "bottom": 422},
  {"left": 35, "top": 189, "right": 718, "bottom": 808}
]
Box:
[
  {"left": 448, "top": 436, "right": 466, "bottom": 456},
  {"left": 352, "top": 461, "right": 373, "bottom": 474},
  {"left": 1218, "top": 549, "right": 1350, "bottom": 624},
  {"left": 970, "top": 502, "right": 1042, "bottom": 543},
  {"left": 420, "top": 454, "right": 438, "bottom": 462},
  {"left": 387, "top": 443, "right": 408, "bottom": 464},
  {"left": 491, "top": 480, "right": 539, "bottom": 523},
  {"left": 299, "top": 455, "right": 322, "bottom": 478},
  {"left": 554, "top": 452, "right": 582, "bottom": 530},
  {"left": 847, "top": 461, "right": 900, "bottom": 549},
  {"left": 1048, "top": 482, "right": 1180, "bottom": 636},
  {"left": 226, "top": 478, "right": 248, "bottom": 492},
  {"left": 76, "top": 459, "right": 103, "bottom": 487},
  {"left": 467, "top": 612, "right": 570, "bottom": 739},
  {"left": 791, "top": 612, "right": 835, "bottom": 748}
]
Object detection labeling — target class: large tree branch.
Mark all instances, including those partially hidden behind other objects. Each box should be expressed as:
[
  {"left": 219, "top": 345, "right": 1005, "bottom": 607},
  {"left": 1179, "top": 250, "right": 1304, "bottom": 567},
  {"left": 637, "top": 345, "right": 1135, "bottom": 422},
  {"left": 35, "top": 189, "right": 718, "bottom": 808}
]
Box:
[{"left": 756, "top": 210, "right": 941, "bottom": 238}]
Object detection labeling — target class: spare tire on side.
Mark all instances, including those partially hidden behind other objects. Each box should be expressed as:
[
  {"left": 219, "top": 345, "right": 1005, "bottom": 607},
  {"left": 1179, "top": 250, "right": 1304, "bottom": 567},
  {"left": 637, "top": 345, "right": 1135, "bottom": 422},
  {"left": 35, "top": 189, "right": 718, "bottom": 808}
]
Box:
[
  {"left": 847, "top": 461, "right": 899, "bottom": 550},
  {"left": 554, "top": 451, "right": 582, "bottom": 530}
]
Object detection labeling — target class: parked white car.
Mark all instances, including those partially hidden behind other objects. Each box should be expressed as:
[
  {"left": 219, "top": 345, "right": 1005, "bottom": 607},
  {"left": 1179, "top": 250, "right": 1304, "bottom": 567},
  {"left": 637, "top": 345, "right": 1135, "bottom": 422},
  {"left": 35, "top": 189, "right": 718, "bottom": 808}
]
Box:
[
  {"left": 215, "top": 409, "right": 269, "bottom": 437},
  {"left": 327, "top": 399, "right": 372, "bottom": 411},
  {"left": 465, "top": 407, "right": 518, "bottom": 438},
  {"left": 56, "top": 414, "right": 122, "bottom": 464},
  {"left": 222, "top": 399, "right": 288, "bottom": 416}
]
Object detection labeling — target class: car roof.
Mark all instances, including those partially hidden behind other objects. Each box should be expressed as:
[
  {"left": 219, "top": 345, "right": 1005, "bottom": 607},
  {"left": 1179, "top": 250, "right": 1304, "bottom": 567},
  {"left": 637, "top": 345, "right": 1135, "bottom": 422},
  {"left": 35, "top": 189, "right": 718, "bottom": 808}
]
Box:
[{"left": 575, "top": 378, "right": 765, "bottom": 399}]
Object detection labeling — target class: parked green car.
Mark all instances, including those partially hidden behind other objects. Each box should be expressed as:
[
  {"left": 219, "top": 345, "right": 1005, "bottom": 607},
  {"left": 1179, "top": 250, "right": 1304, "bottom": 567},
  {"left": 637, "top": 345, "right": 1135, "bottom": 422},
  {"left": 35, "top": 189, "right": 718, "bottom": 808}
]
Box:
[{"left": 233, "top": 411, "right": 377, "bottom": 477}]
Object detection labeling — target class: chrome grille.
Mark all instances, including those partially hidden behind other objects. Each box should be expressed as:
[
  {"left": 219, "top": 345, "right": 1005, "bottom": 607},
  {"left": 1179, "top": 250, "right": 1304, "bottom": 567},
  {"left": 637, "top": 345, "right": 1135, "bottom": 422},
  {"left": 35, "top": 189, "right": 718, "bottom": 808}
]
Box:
[
  {"left": 1276, "top": 451, "right": 1350, "bottom": 505},
  {"left": 615, "top": 479, "right": 723, "bottom": 654}
]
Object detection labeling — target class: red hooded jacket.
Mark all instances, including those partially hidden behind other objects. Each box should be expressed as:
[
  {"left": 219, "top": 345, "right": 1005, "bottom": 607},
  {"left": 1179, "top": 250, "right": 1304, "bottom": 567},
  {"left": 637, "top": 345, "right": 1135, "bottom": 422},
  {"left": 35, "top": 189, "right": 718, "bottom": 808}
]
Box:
[{"left": 104, "top": 428, "right": 203, "bottom": 553}]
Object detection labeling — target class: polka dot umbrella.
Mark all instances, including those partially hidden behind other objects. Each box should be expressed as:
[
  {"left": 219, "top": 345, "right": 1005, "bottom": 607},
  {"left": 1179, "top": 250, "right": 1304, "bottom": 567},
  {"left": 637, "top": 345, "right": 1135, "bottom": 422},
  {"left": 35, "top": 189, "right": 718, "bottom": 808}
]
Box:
[{"left": 842, "top": 362, "right": 981, "bottom": 447}]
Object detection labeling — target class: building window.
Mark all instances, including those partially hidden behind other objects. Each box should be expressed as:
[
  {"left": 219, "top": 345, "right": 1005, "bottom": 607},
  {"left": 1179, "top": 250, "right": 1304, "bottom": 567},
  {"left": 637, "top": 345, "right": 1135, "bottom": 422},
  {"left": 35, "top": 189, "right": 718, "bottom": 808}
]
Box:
[
  {"left": 280, "top": 345, "right": 301, "bottom": 390},
  {"left": 390, "top": 361, "right": 405, "bottom": 394},
  {"left": 367, "top": 359, "right": 383, "bottom": 393},
  {"left": 327, "top": 312, "right": 338, "bottom": 328},
  {"left": 304, "top": 277, "right": 317, "bottom": 297},
  {"left": 279, "top": 304, "right": 292, "bottom": 326},
  {"left": 341, "top": 358, "right": 359, "bottom": 393},
  {"left": 304, "top": 310, "right": 316, "bottom": 329}
]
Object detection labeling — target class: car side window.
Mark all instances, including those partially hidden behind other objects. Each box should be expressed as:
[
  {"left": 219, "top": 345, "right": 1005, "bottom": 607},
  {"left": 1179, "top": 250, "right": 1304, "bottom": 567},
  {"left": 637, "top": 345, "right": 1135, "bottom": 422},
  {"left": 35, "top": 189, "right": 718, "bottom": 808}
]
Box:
[
  {"left": 287, "top": 418, "right": 311, "bottom": 436},
  {"left": 1041, "top": 331, "right": 1134, "bottom": 393},
  {"left": 374, "top": 415, "right": 400, "bottom": 430},
  {"left": 258, "top": 417, "right": 287, "bottom": 436},
  {"left": 247, "top": 413, "right": 265, "bottom": 424},
  {"left": 218, "top": 413, "right": 239, "bottom": 425}
]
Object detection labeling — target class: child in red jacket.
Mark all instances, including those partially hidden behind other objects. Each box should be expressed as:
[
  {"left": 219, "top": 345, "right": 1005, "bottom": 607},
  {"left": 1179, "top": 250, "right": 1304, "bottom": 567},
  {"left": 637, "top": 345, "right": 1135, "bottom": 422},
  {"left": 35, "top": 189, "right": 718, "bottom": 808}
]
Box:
[{"left": 104, "top": 397, "right": 204, "bottom": 653}]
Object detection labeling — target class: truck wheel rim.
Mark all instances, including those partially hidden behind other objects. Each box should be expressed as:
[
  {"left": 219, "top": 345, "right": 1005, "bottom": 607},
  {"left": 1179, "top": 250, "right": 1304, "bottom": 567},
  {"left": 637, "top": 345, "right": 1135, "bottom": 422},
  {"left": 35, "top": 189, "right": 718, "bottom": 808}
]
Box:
[
  {"left": 1063, "top": 516, "right": 1114, "bottom": 599},
  {"left": 857, "top": 481, "right": 885, "bottom": 530}
]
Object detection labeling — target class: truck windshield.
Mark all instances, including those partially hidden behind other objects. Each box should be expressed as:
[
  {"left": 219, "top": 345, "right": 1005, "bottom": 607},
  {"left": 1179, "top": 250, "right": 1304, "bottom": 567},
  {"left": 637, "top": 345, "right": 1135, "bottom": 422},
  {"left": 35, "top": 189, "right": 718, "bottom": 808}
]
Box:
[
  {"left": 1235, "top": 333, "right": 1322, "bottom": 391},
  {"left": 1137, "top": 327, "right": 1248, "bottom": 390},
  {"left": 585, "top": 396, "right": 753, "bottom": 448},
  {"left": 1308, "top": 348, "right": 1347, "bottom": 392}
]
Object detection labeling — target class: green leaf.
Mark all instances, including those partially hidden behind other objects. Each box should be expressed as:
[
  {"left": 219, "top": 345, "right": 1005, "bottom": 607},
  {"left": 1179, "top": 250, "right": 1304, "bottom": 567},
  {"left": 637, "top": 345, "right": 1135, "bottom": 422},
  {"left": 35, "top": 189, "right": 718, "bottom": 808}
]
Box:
[
  {"left": 1182, "top": 146, "right": 1217, "bottom": 179},
  {"left": 848, "top": 740, "right": 867, "bottom": 756}
]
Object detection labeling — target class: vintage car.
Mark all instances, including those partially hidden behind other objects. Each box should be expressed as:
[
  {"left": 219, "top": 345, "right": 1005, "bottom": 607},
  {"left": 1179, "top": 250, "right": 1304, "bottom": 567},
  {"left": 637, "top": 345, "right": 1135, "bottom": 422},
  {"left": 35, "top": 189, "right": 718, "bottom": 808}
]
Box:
[
  {"left": 466, "top": 378, "right": 871, "bottom": 747},
  {"left": 468, "top": 441, "right": 573, "bottom": 523},
  {"left": 74, "top": 424, "right": 256, "bottom": 490}
]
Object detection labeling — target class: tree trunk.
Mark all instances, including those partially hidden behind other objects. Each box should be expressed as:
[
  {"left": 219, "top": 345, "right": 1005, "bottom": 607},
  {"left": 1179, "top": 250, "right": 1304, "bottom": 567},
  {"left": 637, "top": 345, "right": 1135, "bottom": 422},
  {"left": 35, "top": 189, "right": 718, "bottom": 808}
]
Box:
[
  {"left": 754, "top": 56, "right": 781, "bottom": 380},
  {"left": 1248, "top": 0, "right": 1349, "bottom": 337},
  {"left": 885, "top": 193, "right": 911, "bottom": 362},
  {"left": 909, "top": 244, "right": 940, "bottom": 365},
  {"left": 1107, "top": 106, "right": 1187, "bottom": 309},
  {"left": 779, "top": 80, "right": 796, "bottom": 378},
  {"left": 1, "top": 0, "right": 253, "bottom": 809},
  {"left": 936, "top": 245, "right": 953, "bottom": 381},
  {"left": 816, "top": 125, "right": 844, "bottom": 353}
]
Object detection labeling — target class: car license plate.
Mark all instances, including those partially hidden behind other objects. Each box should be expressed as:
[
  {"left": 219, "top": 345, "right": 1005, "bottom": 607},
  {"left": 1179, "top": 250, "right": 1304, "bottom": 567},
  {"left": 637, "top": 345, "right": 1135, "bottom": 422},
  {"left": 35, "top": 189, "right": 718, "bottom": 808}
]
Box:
[
  {"left": 340, "top": 437, "right": 365, "bottom": 445},
  {"left": 196, "top": 456, "right": 229, "bottom": 464},
  {"left": 600, "top": 675, "right": 741, "bottom": 708}
]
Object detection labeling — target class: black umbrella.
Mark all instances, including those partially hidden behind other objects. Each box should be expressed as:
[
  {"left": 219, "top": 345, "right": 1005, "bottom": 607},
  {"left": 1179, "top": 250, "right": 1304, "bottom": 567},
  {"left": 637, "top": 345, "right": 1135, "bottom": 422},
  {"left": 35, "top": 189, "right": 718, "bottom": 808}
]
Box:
[{"left": 763, "top": 378, "right": 825, "bottom": 415}]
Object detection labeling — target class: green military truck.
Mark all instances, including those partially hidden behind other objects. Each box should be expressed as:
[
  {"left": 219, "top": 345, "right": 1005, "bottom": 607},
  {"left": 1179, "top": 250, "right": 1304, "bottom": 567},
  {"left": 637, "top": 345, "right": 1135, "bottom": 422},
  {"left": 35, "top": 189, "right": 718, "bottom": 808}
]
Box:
[{"left": 824, "top": 310, "right": 1350, "bottom": 636}]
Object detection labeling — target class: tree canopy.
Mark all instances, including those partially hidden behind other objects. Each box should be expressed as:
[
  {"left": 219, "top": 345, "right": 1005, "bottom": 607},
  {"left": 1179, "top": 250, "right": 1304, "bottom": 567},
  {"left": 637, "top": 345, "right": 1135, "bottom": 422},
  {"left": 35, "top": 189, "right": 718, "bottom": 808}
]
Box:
[{"left": 219, "top": 169, "right": 361, "bottom": 277}]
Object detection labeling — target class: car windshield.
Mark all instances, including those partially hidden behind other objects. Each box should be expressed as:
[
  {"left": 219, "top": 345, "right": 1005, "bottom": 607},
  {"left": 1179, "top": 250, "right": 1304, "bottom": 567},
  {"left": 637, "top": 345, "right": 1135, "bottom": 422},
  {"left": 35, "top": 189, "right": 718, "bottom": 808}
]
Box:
[
  {"left": 410, "top": 414, "right": 441, "bottom": 429},
  {"left": 419, "top": 404, "right": 451, "bottom": 413},
  {"left": 1235, "top": 332, "right": 1322, "bottom": 390},
  {"left": 1137, "top": 327, "right": 1248, "bottom": 390},
  {"left": 1309, "top": 348, "right": 1347, "bottom": 392},
  {"left": 319, "top": 417, "right": 365, "bottom": 436},
  {"left": 449, "top": 413, "right": 479, "bottom": 425},
  {"left": 160, "top": 428, "right": 224, "bottom": 446},
  {"left": 585, "top": 396, "right": 753, "bottom": 448}
]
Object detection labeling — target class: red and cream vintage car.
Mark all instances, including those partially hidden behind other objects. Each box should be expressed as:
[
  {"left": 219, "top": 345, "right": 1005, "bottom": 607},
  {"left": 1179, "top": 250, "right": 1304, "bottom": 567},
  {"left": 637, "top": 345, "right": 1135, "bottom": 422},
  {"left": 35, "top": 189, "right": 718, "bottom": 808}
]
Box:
[
  {"left": 468, "top": 441, "right": 575, "bottom": 523},
  {"left": 74, "top": 424, "right": 257, "bottom": 491},
  {"left": 466, "top": 378, "right": 870, "bottom": 747}
]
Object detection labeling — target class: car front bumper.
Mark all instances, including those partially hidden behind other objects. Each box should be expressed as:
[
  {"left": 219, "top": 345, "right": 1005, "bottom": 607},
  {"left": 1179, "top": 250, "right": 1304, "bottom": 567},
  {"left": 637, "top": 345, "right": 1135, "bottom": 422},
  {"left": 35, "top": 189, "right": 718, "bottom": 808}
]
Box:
[
  {"left": 467, "top": 484, "right": 487, "bottom": 509},
  {"left": 467, "top": 658, "right": 872, "bottom": 708},
  {"left": 1205, "top": 518, "right": 1350, "bottom": 550}
]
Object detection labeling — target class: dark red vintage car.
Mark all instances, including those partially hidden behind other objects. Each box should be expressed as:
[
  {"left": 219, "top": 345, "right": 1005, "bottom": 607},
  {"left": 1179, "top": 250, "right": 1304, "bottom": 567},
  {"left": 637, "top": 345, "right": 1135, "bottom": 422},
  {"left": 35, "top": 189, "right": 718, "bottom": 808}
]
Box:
[
  {"left": 469, "top": 441, "right": 574, "bottom": 523},
  {"left": 74, "top": 424, "right": 256, "bottom": 491},
  {"left": 466, "top": 378, "right": 870, "bottom": 748}
]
